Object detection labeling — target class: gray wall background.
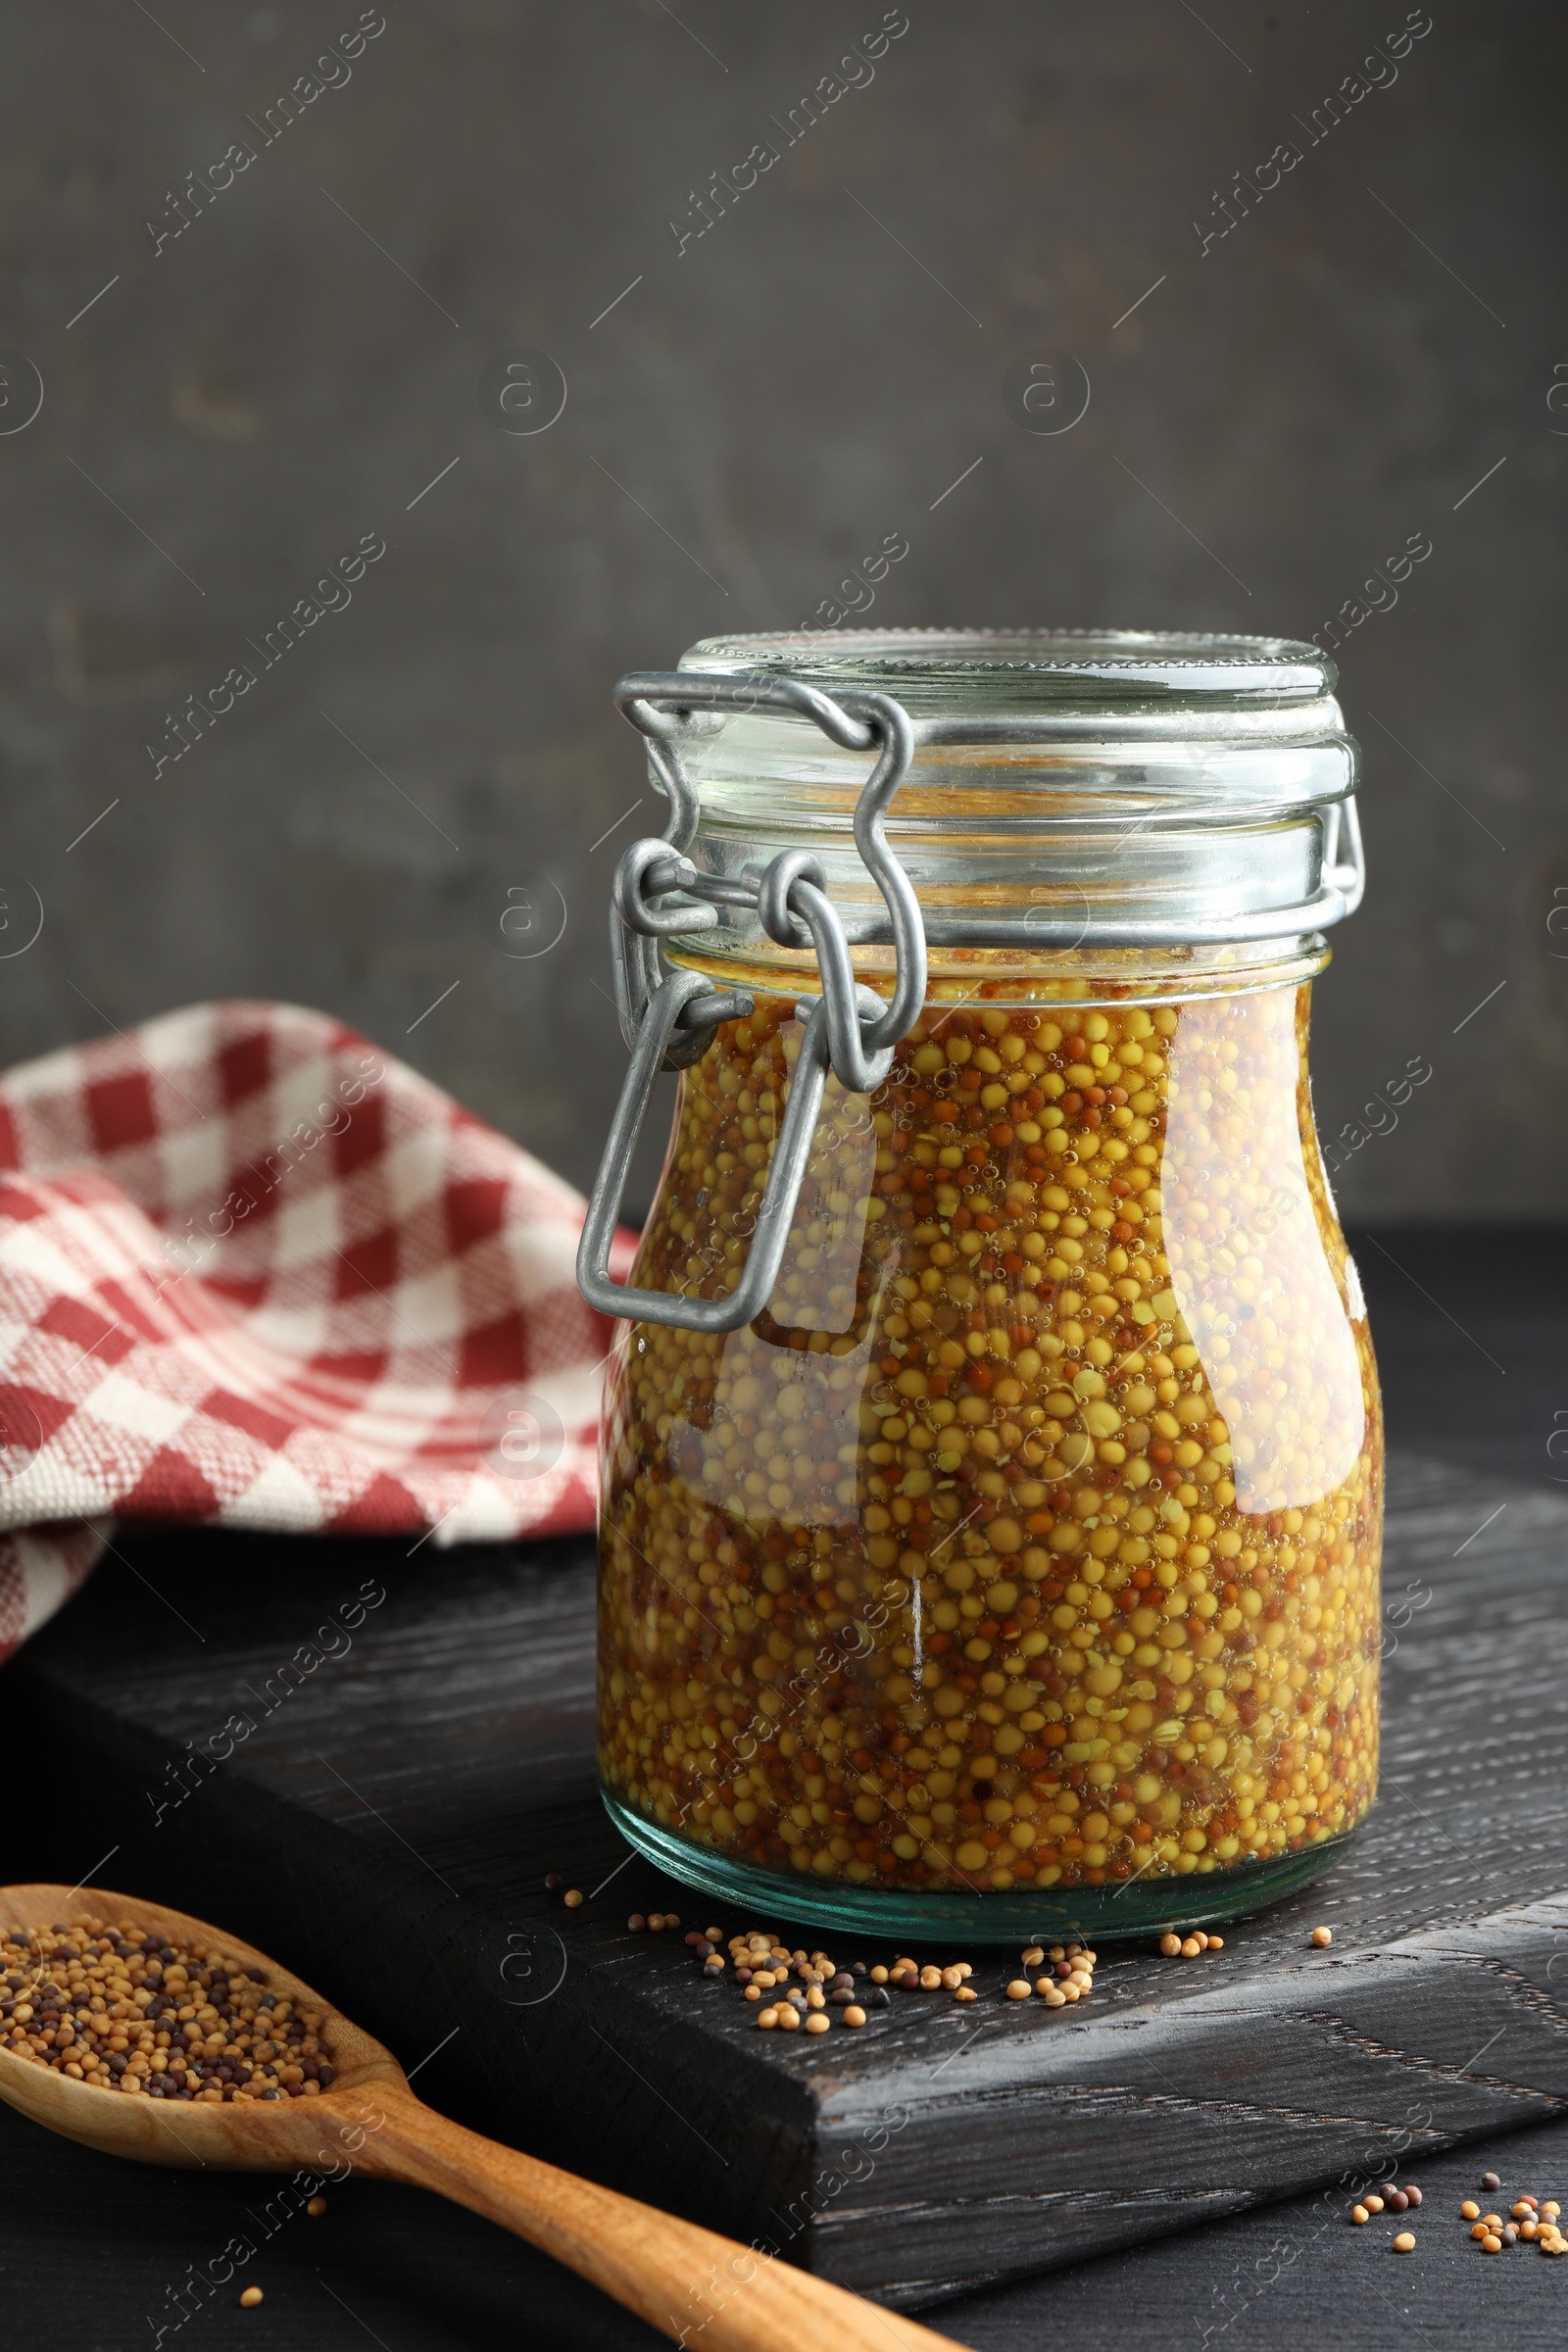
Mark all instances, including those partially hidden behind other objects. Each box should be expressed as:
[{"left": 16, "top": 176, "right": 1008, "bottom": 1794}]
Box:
[{"left": 1, "top": 0, "right": 1563, "bottom": 1214}]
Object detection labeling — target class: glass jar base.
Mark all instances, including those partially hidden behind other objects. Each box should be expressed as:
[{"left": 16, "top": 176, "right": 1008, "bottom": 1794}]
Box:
[{"left": 601, "top": 1789, "right": 1359, "bottom": 1946}]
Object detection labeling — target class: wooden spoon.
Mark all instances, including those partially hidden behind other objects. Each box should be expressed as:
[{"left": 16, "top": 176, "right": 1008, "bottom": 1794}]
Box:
[{"left": 0, "top": 1884, "right": 966, "bottom": 2352}]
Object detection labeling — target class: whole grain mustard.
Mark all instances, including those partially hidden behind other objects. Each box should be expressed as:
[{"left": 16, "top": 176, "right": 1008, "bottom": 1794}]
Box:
[{"left": 600, "top": 977, "right": 1381, "bottom": 1901}]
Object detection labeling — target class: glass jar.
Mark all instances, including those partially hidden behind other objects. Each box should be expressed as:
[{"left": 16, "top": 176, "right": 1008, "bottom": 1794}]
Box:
[{"left": 578, "top": 631, "right": 1382, "bottom": 1941}]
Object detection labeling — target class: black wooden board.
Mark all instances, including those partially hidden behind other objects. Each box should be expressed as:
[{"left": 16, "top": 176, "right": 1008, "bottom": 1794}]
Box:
[{"left": 8, "top": 1450, "right": 1568, "bottom": 2312}]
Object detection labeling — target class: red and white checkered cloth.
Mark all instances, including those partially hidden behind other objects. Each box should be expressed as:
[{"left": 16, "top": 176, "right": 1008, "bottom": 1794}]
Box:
[{"left": 0, "top": 1002, "right": 633, "bottom": 1666}]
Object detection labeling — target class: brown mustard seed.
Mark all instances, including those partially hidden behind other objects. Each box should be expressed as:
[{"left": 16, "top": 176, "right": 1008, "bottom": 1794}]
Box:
[
  {"left": 1481, "top": 2171, "right": 1501, "bottom": 2189},
  {"left": 0, "top": 1915, "right": 334, "bottom": 2105},
  {"left": 240, "top": 2287, "right": 264, "bottom": 2308},
  {"left": 1311, "top": 1926, "right": 1333, "bottom": 1947},
  {"left": 1393, "top": 2232, "right": 1415, "bottom": 2254},
  {"left": 307, "top": 2196, "right": 327, "bottom": 2218},
  {"left": 1402, "top": 2185, "right": 1422, "bottom": 2205}
]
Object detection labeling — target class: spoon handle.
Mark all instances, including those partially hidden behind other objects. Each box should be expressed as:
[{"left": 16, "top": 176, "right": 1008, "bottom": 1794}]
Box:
[{"left": 363, "top": 2085, "right": 967, "bottom": 2352}]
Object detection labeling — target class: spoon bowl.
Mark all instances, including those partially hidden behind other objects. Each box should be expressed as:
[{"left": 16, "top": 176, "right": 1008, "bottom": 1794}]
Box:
[
  {"left": 0, "top": 1883, "right": 964, "bottom": 2352},
  {"left": 0, "top": 1883, "right": 394, "bottom": 2175}
]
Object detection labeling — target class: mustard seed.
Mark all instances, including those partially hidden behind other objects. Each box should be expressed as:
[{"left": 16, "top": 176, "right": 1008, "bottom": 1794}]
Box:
[
  {"left": 1021, "top": 1948, "right": 1045, "bottom": 1969},
  {"left": 240, "top": 2287, "right": 264, "bottom": 2308},
  {"left": 1402, "top": 2185, "right": 1421, "bottom": 2205},
  {"left": 844, "top": 2005, "right": 867, "bottom": 2028},
  {"left": 805, "top": 2012, "right": 830, "bottom": 2034},
  {"left": 1363, "top": 2195, "right": 1385, "bottom": 2214},
  {"left": 1005, "top": 1980, "right": 1032, "bottom": 2001},
  {"left": 1482, "top": 2234, "right": 1502, "bottom": 2253},
  {"left": 1394, "top": 2232, "right": 1415, "bottom": 2253},
  {"left": 0, "top": 1916, "right": 333, "bottom": 2105},
  {"left": 954, "top": 1985, "right": 977, "bottom": 2003},
  {"left": 307, "top": 2196, "right": 326, "bottom": 2218},
  {"left": 627, "top": 1914, "right": 646, "bottom": 1932},
  {"left": 1460, "top": 2202, "right": 1480, "bottom": 2221},
  {"left": 602, "top": 991, "right": 1382, "bottom": 1899},
  {"left": 563, "top": 1890, "right": 584, "bottom": 1910},
  {"left": 918, "top": 1966, "right": 943, "bottom": 1991},
  {"left": 1205, "top": 1935, "right": 1224, "bottom": 1950},
  {"left": 1311, "top": 1926, "right": 1333, "bottom": 1947},
  {"left": 1159, "top": 1934, "right": 1182, "bottom": 1957},
  {"left": 1351, "top": 2206, "right": 1369, "bottom": 2225},
  {"left": 777, "top": 2006, "right": 800, "bottom": 2032},
  {"left": 1482, "top": 2171, "right": 1501, "bottom": 2189},
  {"left": 1180, "top": 1936, "right": 1203, "bottom": 1959}
]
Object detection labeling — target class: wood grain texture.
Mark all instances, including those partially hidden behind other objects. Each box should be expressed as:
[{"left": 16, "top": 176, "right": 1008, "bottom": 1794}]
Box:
[{"left": 11, "top": 1450, "right": 1568, "bottom": 2309}]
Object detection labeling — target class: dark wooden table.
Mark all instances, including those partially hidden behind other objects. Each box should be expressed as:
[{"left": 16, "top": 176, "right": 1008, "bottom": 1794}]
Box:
[{"left": 3, "top": 1226, "right": 1565, "bottom": 2347}]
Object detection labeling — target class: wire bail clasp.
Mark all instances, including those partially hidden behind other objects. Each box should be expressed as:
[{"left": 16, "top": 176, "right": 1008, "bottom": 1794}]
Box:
[{"left": 576, "top": 673, "right": 924, "bottom": 1334}]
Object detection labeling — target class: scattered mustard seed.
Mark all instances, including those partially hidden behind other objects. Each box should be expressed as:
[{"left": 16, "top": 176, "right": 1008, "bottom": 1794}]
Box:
[
  {"left": 307, "top": 2196, "right": 326, "bottom": 2218},
  {"left": 1461, "top": 2201, "right": 1481, "bottom": 2221},
  {"left": 240, "top": 2287, "right": 264, "bottom": 2308},
  {"left": 1311, "top": 1926, "right": 1333, "bottom": 1947},
  {"left": 1394, "top": 2232, "right": 1415, "bottom": 2254},
  {"left": 563, "top": 1890, "right": 584, "bottom": 1910},
  {"left": 844, "top": 2005, "right": 866, "bottom": 2028}
]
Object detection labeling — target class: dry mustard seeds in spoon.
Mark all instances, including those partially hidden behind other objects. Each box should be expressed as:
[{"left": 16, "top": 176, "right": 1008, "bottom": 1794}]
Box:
[{"left": 0, "top": 1884, "right": 963, "bottom": 2352}]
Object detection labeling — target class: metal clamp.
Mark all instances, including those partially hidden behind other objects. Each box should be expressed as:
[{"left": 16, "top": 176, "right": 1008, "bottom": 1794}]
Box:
[{"left": 576, "top": 672, "right": 924, "bottom": 1333}]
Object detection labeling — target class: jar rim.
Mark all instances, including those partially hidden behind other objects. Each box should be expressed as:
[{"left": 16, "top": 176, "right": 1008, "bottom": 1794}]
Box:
[{"left": 679, "top": 628, "right": 1334, "bottom": 714}]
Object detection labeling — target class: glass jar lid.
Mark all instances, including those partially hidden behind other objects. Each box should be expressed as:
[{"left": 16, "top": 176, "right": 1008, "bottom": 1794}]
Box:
[{"left": 641, "top": 628, "right": 1361, "bottom": 957}]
